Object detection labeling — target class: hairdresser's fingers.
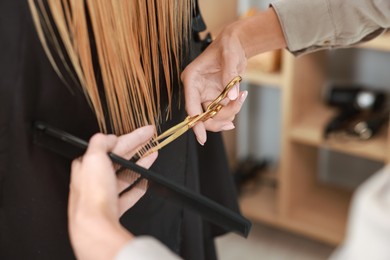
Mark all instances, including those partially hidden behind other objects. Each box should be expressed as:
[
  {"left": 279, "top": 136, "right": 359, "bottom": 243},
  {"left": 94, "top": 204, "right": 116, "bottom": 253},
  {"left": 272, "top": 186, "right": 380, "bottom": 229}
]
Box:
[
  {"left": 71, "top": 134, "right": 117, "bottom": 187},
  {"left": 212, "top": 91, "right": 248, "bottom": 121},
  {"left": 117, "top": 151, "right": 158, "bottom": 192},
  {"left": 68, "top": 159, "right": 82, "bottom": 217},
  {"left": 69, "top": 134, "right": 119, "bottom": 220},
  {"left": 118, "top": 179, "right": 148, "bottom": 216},
  {"left": 112, "top": 125, "right": 155, "bottom": 160},
  {"left": 182, "top": 72, "right": 208, "bottom": 145},
  {"left": 80, "top": 134, "right": 118, "bottom": 186},
  {"left": 220, "top": 35, "right": 247, "bottom": 101},
  {"left": 191, "top": 123, "right": 206, "bottom": 146},
  {"left": 85, "top": 133, "right": 117, "bottom": 156},
  {"left": 222, "top": 61, "right": 240, "bottom": 101},
  {"left": 70, "top": 157, "right": 82, "bottom": 171},
  {"left": 136, "top": 151, "right": 158, "bottom": 170},
  {"left": 203, "top": 91, "right": 248, "bottom": 132},
  {"left": 117, "top": 151, "right": 157, "bottom": 216},
  {"left": 115, "top": 127, "right": 157, "bottom": 193}
]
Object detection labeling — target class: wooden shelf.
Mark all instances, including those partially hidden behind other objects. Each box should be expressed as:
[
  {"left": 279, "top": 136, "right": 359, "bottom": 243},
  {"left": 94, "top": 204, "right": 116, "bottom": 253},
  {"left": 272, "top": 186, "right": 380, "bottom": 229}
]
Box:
[
  {"left": 288, "top": 185, "right": 351, "bottom": 245},
  {"left": 289, "top": 105, "right": 388, "bottom": 161},
  {"left": 244, "top": 68, "right": 282, "bottom": 87},
  {"left": 241, "top": 44, "right": 390, "bottom": 246},
  {"left": 358, "top": 32, "right": 390, "bottom": 52},
  {"left": 239, "top": 167, "right": 280, "bottom": 224},
  {"left": 201, "top": 0, "right": 390, "bottom": 249},
  {"left": 240, "top": 182, "right": 351, "bottom": 245},
  {"left": 239, "top": 185, "right": 279, "bottom": 226}
]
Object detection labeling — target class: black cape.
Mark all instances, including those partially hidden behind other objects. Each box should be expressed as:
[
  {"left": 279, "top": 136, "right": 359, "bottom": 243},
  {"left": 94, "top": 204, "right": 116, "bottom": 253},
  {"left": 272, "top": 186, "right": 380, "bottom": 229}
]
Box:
[{"left": 0, "top": 1, "right": 239, "bottom": 259}]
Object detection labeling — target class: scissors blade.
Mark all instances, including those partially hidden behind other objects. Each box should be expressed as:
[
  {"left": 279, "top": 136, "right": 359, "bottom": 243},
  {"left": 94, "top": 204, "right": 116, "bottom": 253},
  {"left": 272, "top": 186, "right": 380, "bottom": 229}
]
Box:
[
  {"left": 149, "top": 123, "right": 190, "bottom": 153},
  {"left": 154, "top": 117, "right": 190, "bottom": 142}
]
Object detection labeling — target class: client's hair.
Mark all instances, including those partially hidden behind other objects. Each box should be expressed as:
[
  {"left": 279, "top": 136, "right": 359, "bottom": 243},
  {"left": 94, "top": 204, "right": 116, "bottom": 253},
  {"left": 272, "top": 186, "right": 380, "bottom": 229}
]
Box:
[{"left": 28, "top": 0, "right": 192, "bottom": 139}]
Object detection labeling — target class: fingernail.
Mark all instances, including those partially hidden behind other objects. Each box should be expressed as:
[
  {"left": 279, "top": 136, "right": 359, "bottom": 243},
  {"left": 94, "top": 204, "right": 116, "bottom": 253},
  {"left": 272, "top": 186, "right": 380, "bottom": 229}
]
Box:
[
  {"left": 240, "top": 91, "right": 248, "bottom": 103},
  {"left": 148, "top": 151, "right": 158, "bottom": 159},
  {"left": 196, "top": 132, "right": 207, "bottom": 146},
  {"left": 196, "top": 137, "right": 205, "bottom": 146},
  {"left": 228, "top": 85, "right": 239, "bottom": 100},
  {"left": 222, "top": 123, "right": 235, "bottom": 131}
]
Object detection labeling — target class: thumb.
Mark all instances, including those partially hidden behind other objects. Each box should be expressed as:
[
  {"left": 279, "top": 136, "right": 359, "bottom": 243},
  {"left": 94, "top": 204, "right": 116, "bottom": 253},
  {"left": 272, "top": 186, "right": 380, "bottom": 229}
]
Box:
[
  {"left": 222, "top": 53, "right": 241, "bottom": 101},
  {"left": 183, "top": 76, "right": 208, "bottom": 145},
  {"left": 87, "top": 133, "right": 117, "bottom": 156}
]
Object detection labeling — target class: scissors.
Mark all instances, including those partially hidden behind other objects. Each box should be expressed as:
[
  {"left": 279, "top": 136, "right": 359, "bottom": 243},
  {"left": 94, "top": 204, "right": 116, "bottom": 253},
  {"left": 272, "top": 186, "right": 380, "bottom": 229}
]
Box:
[{"left": 147, "top": 76, "right": 242, "bottom": 154}]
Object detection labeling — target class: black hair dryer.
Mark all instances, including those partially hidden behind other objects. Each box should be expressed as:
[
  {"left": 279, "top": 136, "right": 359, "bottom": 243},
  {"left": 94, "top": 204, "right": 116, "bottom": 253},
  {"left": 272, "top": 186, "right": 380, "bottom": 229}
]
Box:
[{"left": 323, "top": 84, "right": 386, "bottom": 138}]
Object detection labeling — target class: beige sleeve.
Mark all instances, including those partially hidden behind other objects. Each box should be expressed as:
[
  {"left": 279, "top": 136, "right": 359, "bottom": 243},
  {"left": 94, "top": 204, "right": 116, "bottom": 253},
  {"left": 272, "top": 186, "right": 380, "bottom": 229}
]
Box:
[
  {"left": 115, "top": 236, "right": 182, "bottom": 260},
  {"left": 330, "top": 165, "right": 390, "bottom": 260},
  {"left": 271, "top": 0, "right": 390, "bottom": 56}
]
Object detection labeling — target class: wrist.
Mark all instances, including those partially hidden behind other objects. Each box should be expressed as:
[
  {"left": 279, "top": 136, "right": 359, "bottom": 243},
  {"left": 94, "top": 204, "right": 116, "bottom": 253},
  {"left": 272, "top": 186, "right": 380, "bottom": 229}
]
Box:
[
  {"left": 70, "top": 214, "right": 133, "bottom": 260},
  {"left": 106, "top": 224, "right": 134, "bottom": 258},
  {"left": 91, "top": 222, "right": 133, "bottom": 260},
  {"left": 230, "top": 7, "right": 286, "bottom": 58}
]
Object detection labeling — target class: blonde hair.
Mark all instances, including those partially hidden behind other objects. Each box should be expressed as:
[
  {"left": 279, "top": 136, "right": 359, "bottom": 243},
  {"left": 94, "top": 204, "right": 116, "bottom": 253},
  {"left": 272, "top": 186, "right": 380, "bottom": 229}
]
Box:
[{"left": 28, "top": 0, "right": 192, "bottom": 138}]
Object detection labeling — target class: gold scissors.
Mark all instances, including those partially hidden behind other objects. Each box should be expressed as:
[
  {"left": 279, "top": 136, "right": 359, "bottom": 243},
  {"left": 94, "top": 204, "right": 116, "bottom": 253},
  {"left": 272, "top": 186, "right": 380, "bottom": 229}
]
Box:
[{"left": 147, "top": 76, "right": 242, "bottom": 154}]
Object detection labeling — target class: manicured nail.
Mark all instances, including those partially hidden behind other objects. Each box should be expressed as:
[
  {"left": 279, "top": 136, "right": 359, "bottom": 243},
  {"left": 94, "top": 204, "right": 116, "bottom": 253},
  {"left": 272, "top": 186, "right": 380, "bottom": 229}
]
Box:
[
  {"left": 228, "top": 84, "right": 239, "bottom": 100},
  {"left": 146, "top": 151, "right": 158, "bottom": 160},
  {"left": 197, "top": 137, "right": 204, "bottom": 146},
  {"left": 196, "top": 135, "right": 207, "bottom": 146},
  {"left": 222, "top": 123, "right": 235, "bottom": 131},
  {"left": 240, "top": 91, "right": 248, "bottom": 103}
]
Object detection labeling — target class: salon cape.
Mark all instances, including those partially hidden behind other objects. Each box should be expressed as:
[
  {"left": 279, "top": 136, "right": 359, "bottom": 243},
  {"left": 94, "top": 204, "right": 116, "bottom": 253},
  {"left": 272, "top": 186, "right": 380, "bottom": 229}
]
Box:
[{"left": 0, "top": 1, "right": 239, "bottom": 259}]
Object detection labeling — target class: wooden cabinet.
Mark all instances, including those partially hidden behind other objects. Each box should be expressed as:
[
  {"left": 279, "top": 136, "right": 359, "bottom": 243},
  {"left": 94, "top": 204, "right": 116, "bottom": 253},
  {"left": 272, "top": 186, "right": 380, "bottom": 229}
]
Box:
[
  {"left": 197, "top": 0, "right": 390, "bottom": 245},
  {"left": 240, "top": 33, "right": 390, "bottom": 245}
]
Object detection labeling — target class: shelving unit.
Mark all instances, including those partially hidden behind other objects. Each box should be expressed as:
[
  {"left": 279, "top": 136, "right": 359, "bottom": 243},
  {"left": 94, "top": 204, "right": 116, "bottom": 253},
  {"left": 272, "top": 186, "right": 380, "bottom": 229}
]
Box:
[
  {"left": 198, "top": 0, "right": 390, "bottom": 247},
  {"left": 239, "top": 34, "right": 390, "bottom": 245}
]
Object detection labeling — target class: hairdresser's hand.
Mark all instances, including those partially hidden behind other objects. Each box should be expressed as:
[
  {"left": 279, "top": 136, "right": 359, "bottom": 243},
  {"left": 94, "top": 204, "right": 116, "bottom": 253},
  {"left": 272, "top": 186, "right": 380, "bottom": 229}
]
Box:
[
  {"left": 111, "top": 127, "right": 158, "bottom": 216},
  {"left": 182, "top": 8, "right": 286, "bottom": 146},
  {"left": 181, "top": 25, "right": 248, "bottom": 146},
  {"left": 68, "top": 126, "right": 157, "bottom": 260}
]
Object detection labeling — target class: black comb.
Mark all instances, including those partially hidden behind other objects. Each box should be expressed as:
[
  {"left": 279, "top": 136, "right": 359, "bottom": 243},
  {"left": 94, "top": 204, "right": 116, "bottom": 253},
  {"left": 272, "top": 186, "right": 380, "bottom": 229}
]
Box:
[{"left": 33, "top": 121, "right": 252, "bottom": 238}]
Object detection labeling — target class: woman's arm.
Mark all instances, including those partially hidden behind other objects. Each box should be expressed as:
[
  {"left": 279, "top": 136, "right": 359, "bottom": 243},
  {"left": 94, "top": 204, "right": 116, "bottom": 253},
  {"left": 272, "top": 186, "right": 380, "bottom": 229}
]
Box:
[
  {"left": 181, "top": 7, "right": 285, "bottom": 145},
  {"left": 272, "top": 0, "right": 390, "bottom": 55},
  {"left": 182, "top": 0, "right": 390, "bottom": 145}
]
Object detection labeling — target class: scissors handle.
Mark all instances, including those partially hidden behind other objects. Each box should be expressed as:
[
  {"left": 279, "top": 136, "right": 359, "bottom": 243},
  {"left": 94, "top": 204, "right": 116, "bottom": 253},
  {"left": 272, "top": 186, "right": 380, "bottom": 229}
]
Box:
[
  {"left": 206, "top": 76, "right": 242, "bottom": 111},
  {"left": 148, "top": 76, "right": 242, "bottom": 154},
  {"left": 189, "top": 76, "right": 241, "bottom": 127}
]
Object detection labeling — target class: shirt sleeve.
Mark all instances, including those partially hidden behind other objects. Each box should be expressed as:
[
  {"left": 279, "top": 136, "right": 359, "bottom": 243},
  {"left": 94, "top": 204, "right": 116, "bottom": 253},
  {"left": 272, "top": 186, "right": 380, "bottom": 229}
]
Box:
[
  {"left": 115, "top": 236, "right": 182, "bottom": 260},
  {"left": 271, "top": 0, "right": 390, "bottom": 56},
  {"left": 329, "top": 165, "right": 390, "bottom": 260}
]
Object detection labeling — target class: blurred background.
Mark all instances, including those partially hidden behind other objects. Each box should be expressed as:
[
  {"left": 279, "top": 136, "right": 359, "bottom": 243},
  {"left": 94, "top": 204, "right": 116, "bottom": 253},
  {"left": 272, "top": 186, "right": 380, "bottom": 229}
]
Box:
[{"left": 198, "top": 0, "right": 390, "bottom": 259}]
